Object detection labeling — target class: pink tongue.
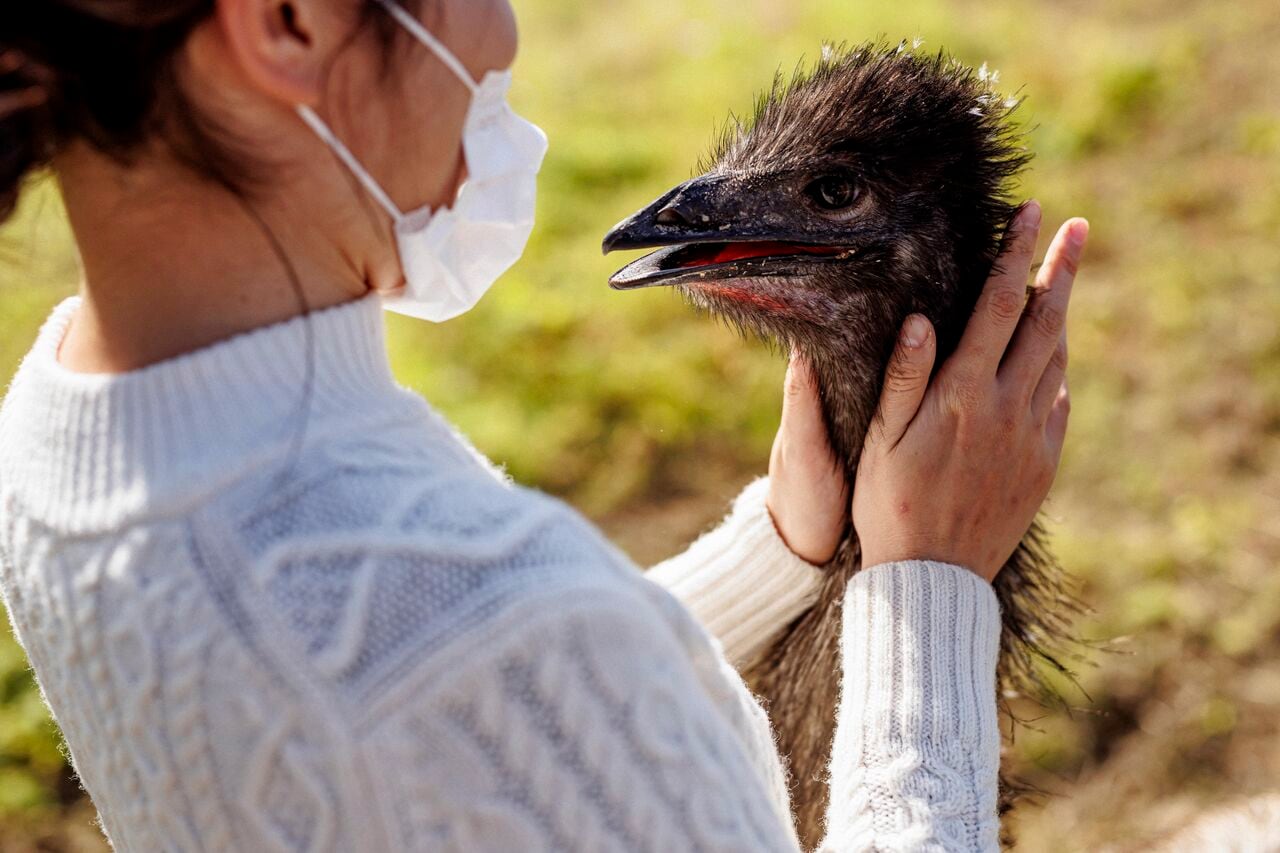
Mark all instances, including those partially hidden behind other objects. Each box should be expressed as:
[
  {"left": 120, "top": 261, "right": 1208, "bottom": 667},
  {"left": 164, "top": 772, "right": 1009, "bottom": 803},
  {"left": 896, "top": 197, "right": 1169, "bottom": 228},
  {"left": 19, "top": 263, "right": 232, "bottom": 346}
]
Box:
[{"left": 706, "top": 242, "right": 840, "bottom": 265}]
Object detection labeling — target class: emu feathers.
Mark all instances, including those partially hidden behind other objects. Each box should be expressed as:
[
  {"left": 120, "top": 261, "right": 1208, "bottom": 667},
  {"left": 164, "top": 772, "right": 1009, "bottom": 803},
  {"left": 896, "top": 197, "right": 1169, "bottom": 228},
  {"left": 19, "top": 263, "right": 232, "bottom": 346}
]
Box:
[{"left": 605, "top": 42, "right": 1079, "bottom": 850}]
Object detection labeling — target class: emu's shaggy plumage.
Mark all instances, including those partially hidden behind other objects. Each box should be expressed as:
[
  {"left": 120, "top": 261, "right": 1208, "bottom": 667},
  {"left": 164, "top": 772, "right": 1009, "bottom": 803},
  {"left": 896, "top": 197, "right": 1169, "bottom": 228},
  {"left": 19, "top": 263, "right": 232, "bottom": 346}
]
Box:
[{"left": 605, "top": 43, "right": 1081, "bottom": 848}]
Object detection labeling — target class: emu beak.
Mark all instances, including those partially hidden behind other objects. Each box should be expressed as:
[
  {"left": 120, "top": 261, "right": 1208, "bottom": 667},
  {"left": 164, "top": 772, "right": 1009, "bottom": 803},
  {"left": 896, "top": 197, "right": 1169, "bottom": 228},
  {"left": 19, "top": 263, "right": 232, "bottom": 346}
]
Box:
[
  {"left": 603, "top": 174, "right": 750, "bottom": 254},
  {"left": 602, "top": 173, "right": 859, "bottom": 290}
]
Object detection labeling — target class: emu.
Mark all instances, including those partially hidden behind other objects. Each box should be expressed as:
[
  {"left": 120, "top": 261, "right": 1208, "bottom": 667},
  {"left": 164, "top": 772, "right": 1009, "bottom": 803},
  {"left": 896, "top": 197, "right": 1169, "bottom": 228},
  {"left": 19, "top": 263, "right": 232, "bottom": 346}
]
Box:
[{"left": 603, "top": 43, "right": 1078, "bottom": 848}]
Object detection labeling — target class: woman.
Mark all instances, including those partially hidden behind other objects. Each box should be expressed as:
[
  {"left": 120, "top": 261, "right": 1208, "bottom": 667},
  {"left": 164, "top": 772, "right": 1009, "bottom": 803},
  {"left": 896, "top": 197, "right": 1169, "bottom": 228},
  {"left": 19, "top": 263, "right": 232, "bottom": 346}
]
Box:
[{"left": 0, "top": 1, "right": 1086, "bottom": 850}]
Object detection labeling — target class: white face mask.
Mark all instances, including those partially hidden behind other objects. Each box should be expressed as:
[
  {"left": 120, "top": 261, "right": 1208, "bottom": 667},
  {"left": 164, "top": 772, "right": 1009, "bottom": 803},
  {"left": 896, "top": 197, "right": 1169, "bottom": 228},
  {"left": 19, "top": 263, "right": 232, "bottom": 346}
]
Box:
[{"left": 297, "top": 0, "right": 548, "bottom": 322}]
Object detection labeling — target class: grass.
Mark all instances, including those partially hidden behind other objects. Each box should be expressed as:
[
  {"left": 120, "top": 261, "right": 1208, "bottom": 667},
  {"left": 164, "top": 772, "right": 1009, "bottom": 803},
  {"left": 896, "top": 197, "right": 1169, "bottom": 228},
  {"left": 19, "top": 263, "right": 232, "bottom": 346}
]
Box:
[{"left": 2, "top": 0, "right": 1279, "bottom": 849}]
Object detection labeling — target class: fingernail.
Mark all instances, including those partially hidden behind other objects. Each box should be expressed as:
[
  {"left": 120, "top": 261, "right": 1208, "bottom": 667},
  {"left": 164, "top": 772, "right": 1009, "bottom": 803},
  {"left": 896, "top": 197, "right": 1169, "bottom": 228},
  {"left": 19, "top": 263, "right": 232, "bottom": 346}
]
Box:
[
  {"left": 902, "top": 315, "right": 928, "bottom": 348},
  {"left": 1068, "top": 218, "right": 1089, "bottom": 248},
  {"left": 1023, "top": 200, "right": 1042, "bottom": 228}
]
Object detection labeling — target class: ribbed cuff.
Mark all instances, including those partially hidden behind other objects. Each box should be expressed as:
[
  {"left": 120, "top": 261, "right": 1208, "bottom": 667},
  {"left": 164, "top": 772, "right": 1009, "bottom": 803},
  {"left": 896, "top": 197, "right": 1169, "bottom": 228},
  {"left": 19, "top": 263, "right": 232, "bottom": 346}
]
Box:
[
  {"left": 821, "top": 561, "right": 1003, "bottom": 850},
  {"left": 646, "top": 477, "right": 825, "bottom": 669},
  {"left": 840, "top": 561, "right": 1001, "bottom": 752}
]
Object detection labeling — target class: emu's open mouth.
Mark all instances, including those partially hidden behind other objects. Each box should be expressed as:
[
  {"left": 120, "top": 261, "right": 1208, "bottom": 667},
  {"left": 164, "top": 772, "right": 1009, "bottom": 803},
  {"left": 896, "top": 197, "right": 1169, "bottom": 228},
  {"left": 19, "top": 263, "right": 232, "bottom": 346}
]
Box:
[{"left": 608, "top": 241, "right": 856, "bottom": 290}]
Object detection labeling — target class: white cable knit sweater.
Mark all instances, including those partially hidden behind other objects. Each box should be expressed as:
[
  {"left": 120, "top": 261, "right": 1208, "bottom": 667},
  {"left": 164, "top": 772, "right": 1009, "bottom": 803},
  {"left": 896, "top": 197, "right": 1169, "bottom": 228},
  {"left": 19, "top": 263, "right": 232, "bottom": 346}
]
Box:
[{"left": 0, "top": 292, "right": 1002, "bottom": 852}]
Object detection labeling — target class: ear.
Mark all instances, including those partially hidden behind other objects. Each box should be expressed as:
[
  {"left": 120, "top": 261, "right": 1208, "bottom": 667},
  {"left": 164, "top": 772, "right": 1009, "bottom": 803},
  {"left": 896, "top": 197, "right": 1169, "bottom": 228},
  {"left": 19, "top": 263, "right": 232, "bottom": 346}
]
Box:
[{"left": 215, "top": 0, "right": 338, "bottom": 105}]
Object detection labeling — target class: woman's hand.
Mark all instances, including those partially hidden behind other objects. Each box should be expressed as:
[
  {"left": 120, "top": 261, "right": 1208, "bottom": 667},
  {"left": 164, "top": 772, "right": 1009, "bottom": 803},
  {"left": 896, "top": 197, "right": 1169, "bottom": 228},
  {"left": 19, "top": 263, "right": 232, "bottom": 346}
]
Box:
[
  {"left": 854, "top": 203, "right": 1089, "bottom": 581},
  {"left": 766, "top": 356, "right": 848, "bottom": 565}
]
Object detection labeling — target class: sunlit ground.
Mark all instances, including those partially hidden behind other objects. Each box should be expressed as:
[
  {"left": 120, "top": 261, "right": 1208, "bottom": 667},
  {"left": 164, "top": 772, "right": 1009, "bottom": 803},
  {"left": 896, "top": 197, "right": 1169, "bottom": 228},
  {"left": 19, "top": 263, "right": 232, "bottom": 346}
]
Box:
[{"left": 2, "top": 0, "right": 1279, "bottom": 849}]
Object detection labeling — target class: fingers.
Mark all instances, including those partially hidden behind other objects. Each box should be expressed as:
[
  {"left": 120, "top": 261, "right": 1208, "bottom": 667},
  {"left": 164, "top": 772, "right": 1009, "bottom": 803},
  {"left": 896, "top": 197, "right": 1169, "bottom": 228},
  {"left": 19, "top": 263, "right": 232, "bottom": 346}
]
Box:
[
  {"left": 1002, "top": 218, "right": 1089, "bottom": 394},
  {"left": 950, "top": 201, "right": 1042, "bottom": 378},
  {"left": 868, "top": 315, "right": 936, "bottom": 448},
  {"left": 770, "top": 353, "right": 847, "bottom": 564},
  {"left": 1031, "top": 333, "right": 1068, "bottom": 421},
  {"left": 780, "top": 354, "right": 830, "bottom": 455}
]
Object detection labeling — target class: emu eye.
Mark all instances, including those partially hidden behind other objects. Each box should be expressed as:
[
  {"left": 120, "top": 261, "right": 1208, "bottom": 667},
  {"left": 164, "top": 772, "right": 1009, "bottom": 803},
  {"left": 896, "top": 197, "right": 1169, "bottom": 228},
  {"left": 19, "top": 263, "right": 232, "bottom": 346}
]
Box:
[{"left": 807, "top": 176, "right": 857, "bottom": 210}]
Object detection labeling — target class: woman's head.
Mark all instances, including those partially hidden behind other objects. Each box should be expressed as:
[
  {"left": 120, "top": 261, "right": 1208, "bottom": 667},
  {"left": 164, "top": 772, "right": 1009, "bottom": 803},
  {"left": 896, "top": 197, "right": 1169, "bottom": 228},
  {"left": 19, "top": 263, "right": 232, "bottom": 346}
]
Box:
[{"left": 1, "top": 0, "right": 519, "bottom": 291}]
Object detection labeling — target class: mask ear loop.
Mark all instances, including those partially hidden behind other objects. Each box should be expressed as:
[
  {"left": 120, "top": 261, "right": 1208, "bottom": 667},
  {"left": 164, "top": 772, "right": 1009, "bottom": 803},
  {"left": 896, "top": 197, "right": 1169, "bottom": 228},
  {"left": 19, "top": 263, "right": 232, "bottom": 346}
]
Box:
[
  {"left": 296, "top": 105, "right": 404, "bottom": 223},
  {"left": 373, "top": 0, "right": 480, "bottom": 94},
  {"left": 294, "top": 0, "right": 481, "bottom": 225}
]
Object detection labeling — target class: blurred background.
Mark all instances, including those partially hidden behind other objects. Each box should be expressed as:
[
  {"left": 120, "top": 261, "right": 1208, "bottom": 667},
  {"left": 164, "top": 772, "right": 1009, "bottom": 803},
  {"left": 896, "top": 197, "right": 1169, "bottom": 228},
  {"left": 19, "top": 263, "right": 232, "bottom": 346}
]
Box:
[{"left": 2, "top": 0, "right": 1279, "bottom": 849}]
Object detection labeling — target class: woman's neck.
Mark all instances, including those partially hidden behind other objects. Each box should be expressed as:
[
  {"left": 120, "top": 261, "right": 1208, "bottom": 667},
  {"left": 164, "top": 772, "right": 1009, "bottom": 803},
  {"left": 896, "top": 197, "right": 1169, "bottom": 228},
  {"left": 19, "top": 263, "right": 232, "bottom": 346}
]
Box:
[{"left": 53, "top": 142, "right": 389, "bottom": 375}]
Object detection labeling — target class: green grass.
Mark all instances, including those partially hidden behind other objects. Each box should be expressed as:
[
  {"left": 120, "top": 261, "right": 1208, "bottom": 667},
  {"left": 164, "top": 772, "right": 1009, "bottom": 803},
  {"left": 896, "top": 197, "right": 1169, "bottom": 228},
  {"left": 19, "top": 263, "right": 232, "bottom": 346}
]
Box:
[{"left": 3, "top": 0, "right": 1280, "bottom": 849}]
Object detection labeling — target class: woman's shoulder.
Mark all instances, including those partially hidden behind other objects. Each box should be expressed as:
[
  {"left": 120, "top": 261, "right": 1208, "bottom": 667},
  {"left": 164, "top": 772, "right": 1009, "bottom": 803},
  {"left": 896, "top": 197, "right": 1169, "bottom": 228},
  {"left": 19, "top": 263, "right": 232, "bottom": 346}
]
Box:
[
  {"left": 195, "top": 432, "right": 693, "bottom": 700},
  {"left": 220, "top": 427, "right": 634, "bottom": 589}
]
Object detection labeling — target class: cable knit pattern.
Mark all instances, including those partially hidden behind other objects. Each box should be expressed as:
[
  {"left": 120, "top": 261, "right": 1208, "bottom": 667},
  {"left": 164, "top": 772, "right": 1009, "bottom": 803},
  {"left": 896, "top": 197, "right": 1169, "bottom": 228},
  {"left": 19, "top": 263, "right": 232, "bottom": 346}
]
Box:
[{"left": 0, "top": 292, "right": 1003, "bottom": 851}]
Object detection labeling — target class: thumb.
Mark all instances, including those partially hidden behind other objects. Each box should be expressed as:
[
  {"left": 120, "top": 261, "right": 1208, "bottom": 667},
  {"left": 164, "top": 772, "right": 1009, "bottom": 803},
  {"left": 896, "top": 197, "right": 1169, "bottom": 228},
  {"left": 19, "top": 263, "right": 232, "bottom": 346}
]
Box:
[
  {"left": 777, "top": 353, "right": 836, "bottom": 466},
  {"left": 782, "top": 353, "right": 821, "bottom": 424},
  {"left": 870, "top": 315, "right": 936, "bottom": 448}
]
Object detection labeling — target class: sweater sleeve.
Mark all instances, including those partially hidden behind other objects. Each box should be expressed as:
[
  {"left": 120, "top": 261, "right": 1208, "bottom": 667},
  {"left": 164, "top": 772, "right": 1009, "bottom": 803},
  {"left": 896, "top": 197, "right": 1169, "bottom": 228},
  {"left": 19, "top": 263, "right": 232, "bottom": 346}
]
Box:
[
  {"left": 368, "top": 561, "right": 1003, "bottom": 853},
  {"left": 646, "top": 477, "right": 825, "bottom": 669},
  {"left": 819, "top": 561, "right": 1004, "bottom": 852}
]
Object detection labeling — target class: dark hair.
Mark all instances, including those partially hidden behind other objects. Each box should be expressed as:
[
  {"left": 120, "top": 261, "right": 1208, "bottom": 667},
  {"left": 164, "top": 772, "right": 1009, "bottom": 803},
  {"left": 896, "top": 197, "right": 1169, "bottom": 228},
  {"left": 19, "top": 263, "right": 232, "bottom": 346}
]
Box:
[
  {"left": 0, "top": 1, "right": 406, "bottom": 221},
  {"left": 2, "top": 1, "right": 417, "bottom": 491},
  {"left": 1, "top": 4, "right": 200, "bottom": 218}
]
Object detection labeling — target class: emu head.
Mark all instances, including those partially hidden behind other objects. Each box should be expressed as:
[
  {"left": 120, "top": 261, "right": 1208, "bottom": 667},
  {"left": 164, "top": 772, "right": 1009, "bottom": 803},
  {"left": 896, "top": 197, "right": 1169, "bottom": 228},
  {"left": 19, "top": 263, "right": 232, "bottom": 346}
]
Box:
[{"left": 604, "top": 43, "right": 1030, "bottom": 472}]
